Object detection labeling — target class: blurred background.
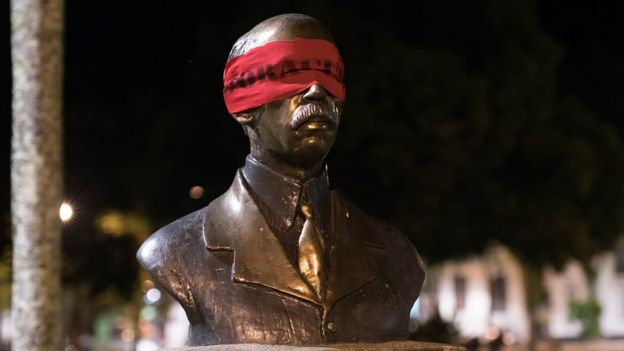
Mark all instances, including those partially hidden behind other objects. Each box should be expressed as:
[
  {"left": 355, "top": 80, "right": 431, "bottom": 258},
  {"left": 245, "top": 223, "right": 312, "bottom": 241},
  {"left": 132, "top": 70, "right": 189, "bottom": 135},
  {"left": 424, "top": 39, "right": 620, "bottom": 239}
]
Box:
[{"left": 2, "top": 0, "right": 624, "bottom": 350}]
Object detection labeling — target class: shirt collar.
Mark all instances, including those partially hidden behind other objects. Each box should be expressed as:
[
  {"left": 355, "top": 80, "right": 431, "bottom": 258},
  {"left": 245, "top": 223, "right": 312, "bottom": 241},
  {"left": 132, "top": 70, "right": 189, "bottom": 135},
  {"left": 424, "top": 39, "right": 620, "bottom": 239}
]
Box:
[{"left": 241, "top": 155, "right": 329, "bottom": 231}]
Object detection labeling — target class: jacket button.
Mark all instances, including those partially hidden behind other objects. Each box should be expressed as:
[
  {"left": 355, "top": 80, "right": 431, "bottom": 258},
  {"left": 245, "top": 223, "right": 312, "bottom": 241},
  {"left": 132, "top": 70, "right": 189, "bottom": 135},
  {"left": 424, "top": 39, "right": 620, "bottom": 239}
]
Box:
[{"left": 327, "top": 322, "right": 337, "bottom": 332}]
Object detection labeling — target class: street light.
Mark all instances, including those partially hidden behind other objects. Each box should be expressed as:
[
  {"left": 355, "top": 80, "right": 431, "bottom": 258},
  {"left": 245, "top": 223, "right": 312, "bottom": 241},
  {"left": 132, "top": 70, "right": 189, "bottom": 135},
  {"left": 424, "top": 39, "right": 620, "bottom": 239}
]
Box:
[{"left": 59, "top": 202, "right": 73, "bottom": 222}]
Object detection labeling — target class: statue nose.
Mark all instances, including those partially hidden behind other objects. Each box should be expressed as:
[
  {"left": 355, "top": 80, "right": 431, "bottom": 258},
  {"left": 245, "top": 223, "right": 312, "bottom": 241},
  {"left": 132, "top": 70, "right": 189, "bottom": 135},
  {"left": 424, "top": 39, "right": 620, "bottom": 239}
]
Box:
[{"left": 302, "top": 83, "right": 328, "bottom": 101}]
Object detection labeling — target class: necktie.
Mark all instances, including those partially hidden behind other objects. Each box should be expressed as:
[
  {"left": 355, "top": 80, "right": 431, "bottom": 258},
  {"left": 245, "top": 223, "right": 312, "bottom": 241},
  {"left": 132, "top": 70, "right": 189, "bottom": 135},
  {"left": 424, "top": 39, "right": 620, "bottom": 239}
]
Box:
[{"left": 298, "top": 203, "right": 326, "bottom": 300}]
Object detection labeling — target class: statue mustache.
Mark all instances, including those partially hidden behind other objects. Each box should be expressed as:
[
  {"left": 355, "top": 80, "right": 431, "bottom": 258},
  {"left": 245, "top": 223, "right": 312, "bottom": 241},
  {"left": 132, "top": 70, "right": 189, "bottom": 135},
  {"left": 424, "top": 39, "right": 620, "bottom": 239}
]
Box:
[{"left": 290, "top": 102, "right": 340, "bottom": 130}]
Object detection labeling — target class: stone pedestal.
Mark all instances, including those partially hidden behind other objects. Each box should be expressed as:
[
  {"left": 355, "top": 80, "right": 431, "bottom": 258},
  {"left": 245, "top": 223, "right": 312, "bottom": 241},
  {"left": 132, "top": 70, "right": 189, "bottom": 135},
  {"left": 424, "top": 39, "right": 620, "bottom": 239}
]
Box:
[{"left": 168, "top": 341, "right": 466, "bottom": 351}]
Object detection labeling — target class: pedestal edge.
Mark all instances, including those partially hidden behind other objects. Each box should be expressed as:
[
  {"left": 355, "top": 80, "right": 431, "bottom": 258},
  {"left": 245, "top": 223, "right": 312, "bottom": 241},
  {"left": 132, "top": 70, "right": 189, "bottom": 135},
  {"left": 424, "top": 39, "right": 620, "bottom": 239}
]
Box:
[{"left": 166, "top": 340, "right": 466, "bottom": 351}]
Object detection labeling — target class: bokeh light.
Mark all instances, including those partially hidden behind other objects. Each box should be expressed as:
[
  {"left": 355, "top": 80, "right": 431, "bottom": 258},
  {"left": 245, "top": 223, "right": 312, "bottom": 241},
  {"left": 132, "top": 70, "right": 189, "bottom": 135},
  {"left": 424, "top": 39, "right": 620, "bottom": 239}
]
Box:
[{"left": 59, "top": 203, "right": 73, "bottom": 222}]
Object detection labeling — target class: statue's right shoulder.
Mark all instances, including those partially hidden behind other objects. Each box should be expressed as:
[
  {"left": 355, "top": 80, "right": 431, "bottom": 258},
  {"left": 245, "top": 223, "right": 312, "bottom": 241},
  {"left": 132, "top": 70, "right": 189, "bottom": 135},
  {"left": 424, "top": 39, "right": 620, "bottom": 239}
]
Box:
[
  {"left": 138, "top": 173, "right": 244, "bottom": 273},
  {"left": 136, "top": 207, "right": 209, "bottom": 315},
  {"left": 137, "top": 208, "right": 206, "bottom": 273},
  {"left": 135, "top": 174, "right": 243, "bottom": 313}
]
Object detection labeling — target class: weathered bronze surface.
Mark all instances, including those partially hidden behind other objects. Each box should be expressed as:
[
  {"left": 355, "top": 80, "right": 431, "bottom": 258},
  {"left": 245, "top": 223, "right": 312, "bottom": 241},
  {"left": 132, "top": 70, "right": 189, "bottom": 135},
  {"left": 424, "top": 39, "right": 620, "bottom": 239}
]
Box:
[{"left": 138, "top": 14, "right": 425, "bottom": 346}]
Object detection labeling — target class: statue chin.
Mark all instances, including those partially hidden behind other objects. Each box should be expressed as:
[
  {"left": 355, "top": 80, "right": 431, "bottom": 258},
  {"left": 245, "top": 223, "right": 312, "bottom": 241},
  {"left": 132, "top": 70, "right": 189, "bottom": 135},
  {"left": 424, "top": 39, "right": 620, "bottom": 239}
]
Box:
[
  {"left": 292, "top": 140, "right": 334, "bottom": 163},
  {"left": 257, "top": 134, "right": 336, "bottom": 171}
]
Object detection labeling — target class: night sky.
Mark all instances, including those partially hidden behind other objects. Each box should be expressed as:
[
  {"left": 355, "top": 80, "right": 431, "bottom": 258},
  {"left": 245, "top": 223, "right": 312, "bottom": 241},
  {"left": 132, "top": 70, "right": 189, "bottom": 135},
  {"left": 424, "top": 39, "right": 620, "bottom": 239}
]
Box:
[{"left": 2, "top": 1, "right": 624, "bottom": 268}]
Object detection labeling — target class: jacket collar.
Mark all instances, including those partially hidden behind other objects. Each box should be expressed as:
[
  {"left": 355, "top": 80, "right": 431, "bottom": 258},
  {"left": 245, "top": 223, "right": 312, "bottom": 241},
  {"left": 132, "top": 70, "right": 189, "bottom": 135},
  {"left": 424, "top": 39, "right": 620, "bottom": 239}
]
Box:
[
  {"left": 202, "top": 171, "right": 381, "bottom": 307},
  {"left": 241, "top": 155, "right": 329, "bottom": 233}
]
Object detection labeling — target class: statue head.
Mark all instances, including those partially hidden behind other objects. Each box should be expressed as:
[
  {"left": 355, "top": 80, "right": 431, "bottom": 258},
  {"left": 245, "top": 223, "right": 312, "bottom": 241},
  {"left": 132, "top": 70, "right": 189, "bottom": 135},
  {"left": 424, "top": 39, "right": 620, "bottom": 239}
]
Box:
[{"left": 223, "top": 14, "right": 344, "bottom": 179}]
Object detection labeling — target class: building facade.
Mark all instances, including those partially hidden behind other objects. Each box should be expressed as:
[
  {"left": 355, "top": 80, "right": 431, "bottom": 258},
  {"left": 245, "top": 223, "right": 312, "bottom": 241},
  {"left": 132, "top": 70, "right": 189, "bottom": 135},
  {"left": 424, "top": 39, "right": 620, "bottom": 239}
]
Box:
[{"left": 412, "top": 241, "right": 624, "bottom": 344}]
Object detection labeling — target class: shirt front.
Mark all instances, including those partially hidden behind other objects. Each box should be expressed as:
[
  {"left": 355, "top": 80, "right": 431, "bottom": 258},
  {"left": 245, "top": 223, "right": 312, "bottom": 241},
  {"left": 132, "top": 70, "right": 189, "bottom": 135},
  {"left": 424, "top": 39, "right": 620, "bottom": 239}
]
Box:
[{"left": 241, "top": 155, "right": 331, "bottom": 266}]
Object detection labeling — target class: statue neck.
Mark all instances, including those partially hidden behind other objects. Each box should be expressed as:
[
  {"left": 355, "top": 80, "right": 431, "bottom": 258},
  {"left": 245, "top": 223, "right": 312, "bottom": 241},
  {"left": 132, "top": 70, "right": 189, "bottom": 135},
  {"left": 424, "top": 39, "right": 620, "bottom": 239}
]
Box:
[{"left": 248, "top": 149, "right": 325, "bottom": 182}]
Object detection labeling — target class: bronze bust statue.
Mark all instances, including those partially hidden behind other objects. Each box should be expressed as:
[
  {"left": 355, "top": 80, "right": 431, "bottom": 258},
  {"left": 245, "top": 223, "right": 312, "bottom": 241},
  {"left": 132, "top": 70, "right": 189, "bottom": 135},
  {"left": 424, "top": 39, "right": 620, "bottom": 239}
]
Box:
[{"left": 137, "top": 13, "right": 425, "bottom": 346}]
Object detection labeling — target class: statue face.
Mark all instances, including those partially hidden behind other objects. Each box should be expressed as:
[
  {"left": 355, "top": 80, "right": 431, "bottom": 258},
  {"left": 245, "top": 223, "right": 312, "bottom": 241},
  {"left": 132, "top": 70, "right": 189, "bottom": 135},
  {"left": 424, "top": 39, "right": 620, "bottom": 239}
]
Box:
[{"left": 254, "top": 84, "right": 342, "bottom": 165}]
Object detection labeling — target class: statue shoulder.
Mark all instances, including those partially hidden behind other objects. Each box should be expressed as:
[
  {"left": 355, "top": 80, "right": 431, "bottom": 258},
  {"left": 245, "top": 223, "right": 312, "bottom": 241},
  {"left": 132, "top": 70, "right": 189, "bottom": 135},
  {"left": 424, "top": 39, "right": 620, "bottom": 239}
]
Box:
[
  {"left": 136, "top": 185, "right": 234, "bottom": 320},
  {"left": 137, "top": 208, "right": 206, "bottom": 272},
  {"left": 337, "top": 194, "right": 419, "bottom": 254},
  {"left": 137, "top": 179, "right": 238, "bottom": 276},
  {"left": 136, "top": 208, "right": 208, "bottom": 314},
  {"left": 338, "top": 194, "right": 425, "bottom": 301}
]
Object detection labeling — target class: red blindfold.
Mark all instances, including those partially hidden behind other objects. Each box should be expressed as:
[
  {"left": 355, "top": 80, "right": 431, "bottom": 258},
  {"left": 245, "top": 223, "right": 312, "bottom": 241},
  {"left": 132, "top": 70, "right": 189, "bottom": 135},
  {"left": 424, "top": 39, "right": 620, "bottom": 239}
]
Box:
[{"left": 223, "top": 38, "right": 345, "bottom": 114}]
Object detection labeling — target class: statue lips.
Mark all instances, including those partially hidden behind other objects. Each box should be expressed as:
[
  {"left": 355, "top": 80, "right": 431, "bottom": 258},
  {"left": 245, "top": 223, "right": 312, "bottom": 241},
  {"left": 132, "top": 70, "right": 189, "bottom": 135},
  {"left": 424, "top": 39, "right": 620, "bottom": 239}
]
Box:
[{"left": 291, "top": 102, "right": 337, "bottom": 131}]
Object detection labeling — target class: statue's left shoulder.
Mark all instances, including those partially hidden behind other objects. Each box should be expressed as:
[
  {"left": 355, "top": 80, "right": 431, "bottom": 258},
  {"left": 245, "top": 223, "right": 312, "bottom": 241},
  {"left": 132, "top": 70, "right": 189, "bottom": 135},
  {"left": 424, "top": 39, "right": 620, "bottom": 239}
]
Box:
[
  {"left": 339, "top": 194, "right": 425, "bottom": 303},
  {"left": 136, "top": 208, "right": 207, "bottom": 320},
  {"left": 369, "top": 213, "right": 426, "bottom": 306}
]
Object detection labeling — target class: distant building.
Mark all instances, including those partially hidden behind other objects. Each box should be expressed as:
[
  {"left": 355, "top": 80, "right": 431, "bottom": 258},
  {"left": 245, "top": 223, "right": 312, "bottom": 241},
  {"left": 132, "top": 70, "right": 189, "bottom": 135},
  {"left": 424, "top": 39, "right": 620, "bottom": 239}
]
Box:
[
  {"left": 412, "top": 239, "right": 624, "bottom": 344},
  {"left": 543, "top": 261, "right": 589, "bottom": 338},
  {"left": 594, "top": 237, "right": 624, "bottom": 337},
  {"left": 413, "top": 245, "right": 530, "bottom": 344}
]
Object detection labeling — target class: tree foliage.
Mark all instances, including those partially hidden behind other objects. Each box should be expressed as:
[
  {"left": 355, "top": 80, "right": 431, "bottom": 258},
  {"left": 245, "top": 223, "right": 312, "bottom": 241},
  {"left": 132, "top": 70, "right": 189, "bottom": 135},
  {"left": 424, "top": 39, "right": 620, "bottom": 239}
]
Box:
[{"left": 324, "top": 0, "right": 624, "bottom": 268}]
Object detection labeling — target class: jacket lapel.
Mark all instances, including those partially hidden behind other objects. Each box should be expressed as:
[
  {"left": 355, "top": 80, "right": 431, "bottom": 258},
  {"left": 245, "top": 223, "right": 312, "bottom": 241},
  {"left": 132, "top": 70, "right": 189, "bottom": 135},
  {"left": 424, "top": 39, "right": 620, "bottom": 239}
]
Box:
[
  {"left": 324, "top": 191, "right": 380, "bottom": 304},
  {"left": 202, "top": 171, "right": 319, "bottom": 305},
  {"left": 202, "top": 171, "right": 382, "bottom": 307}
]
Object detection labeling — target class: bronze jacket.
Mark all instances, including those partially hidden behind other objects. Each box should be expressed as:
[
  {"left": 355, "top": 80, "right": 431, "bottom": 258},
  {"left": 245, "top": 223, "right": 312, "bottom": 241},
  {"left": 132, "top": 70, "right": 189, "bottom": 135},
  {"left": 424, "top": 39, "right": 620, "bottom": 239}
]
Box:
[{"left": 137, "top": 171, "right": 425, "bottom": 346}]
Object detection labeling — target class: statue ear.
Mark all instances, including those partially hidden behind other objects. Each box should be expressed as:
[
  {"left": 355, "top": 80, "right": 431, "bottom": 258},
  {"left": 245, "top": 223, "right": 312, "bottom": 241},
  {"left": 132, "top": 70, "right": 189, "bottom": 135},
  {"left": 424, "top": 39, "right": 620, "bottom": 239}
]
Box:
[{"left": 231, "top": 111, "right": 255, "bottom": 125}]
